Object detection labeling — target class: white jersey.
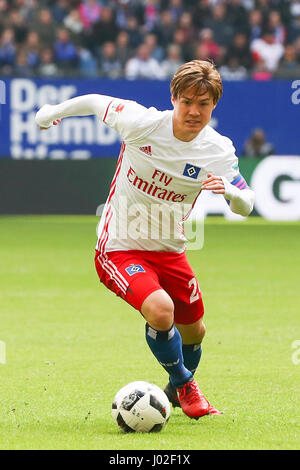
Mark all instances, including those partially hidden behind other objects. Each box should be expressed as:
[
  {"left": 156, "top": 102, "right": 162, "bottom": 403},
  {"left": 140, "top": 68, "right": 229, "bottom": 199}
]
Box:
[{"left": 96, "top": 98, "right": 239, "bottom": 254}]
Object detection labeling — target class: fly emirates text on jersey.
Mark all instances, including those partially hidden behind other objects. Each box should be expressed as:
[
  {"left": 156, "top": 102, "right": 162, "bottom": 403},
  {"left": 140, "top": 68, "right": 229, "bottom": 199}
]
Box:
[{"left": 127, "top": 167, "right": 187, "bottom": 203}]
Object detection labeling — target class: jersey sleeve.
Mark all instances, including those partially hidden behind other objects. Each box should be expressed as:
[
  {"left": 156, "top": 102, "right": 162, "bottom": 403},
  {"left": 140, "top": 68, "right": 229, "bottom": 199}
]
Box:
[
  {"left": 102, "top": 98, "right": 159, "bottom": 143},
  {"left": 208, "top": 137, "right": 240, "bottom": 182},
  {"left": 213, "top": 137, "right": 250, "bottom": 189}
]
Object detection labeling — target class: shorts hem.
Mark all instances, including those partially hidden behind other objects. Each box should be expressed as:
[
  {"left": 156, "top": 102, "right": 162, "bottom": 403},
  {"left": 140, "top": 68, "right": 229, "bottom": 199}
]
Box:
[
  {"left": 174, "top": 310, "right": 204, "bottom": 325},
  {"left": 133, "top": 285, "right": 163, "bottom": 313}
]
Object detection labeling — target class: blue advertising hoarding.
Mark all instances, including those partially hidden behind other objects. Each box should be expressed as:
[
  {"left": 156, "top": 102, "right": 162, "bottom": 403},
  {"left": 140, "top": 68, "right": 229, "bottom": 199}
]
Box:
[{"left": 0, "top": 78, "right": 299, "bottom": 158}]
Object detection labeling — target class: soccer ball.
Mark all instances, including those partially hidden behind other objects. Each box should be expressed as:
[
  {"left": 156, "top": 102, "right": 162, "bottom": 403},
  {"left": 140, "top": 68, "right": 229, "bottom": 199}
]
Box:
[{"left": 112, "top": 381, "right": 171, "bottom": 433}]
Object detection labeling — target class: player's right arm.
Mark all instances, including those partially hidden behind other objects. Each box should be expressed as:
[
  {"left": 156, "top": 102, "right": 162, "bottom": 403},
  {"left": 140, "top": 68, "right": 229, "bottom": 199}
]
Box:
[
  {"left": 35, "top": 94, "right": 114, "bottom": 129},
  {"left": 35, "top": 94, "right": 157, "bottom": 142}
]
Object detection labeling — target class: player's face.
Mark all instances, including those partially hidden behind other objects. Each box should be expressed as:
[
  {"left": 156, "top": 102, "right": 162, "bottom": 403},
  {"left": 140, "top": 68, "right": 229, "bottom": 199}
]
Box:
[{"left": 171, "top": 89, "right": 216, "bottom": 142}]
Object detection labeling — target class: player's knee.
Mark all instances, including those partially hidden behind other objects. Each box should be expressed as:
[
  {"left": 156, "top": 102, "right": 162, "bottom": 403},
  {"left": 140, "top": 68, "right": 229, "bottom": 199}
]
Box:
[
  {"left": 150, "top": 307, "right": 174, "bottom": 331},
  {"left": 141, "top": 290, "right": 174, "bottom": 331},
  {"left": 192, "top": 320, "right": 206, "bottom": 343},
  {"left": 145, "top": 301, "right": 174, "bottom": 331}
]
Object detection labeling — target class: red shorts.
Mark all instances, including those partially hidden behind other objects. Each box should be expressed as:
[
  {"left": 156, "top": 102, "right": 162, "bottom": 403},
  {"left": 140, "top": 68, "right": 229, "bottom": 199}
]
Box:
[{"left": 94, "top": 250, "right": 204, "bottom": 325}]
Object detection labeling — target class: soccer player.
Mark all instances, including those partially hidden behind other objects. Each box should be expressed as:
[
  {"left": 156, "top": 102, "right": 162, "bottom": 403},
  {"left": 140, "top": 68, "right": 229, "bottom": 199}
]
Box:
[{"left": 35, "top": 60, "right": 255, "bottom": 420}]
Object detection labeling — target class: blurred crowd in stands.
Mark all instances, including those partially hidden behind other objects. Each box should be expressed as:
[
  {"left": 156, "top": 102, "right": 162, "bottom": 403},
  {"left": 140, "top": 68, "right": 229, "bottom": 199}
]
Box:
[{"left": 1, "top": 0, "right": 300, "bottom": 80}]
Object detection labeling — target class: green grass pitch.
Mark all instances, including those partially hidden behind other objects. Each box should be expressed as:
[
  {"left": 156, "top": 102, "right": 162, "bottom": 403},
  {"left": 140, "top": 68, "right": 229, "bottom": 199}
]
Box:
[{"left": 0, "top": 215, "right": 299, "bottom": 450}]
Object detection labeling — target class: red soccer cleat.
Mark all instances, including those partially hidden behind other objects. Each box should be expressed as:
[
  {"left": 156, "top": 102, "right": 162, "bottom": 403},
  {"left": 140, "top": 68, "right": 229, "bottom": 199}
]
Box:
[
  {"left": 177, "top": 380, "right": 221, "bottom": 419},
  {"left": 207, "top": 404, "right": 222, "bottom": 415}
]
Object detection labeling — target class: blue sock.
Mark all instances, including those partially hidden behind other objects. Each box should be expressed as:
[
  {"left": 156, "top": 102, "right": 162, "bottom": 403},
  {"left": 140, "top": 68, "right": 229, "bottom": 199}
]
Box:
[
  {"left": 182, "top": 343, "right": 202, "bottom": 375},
  {"left": 145, "top": 323, "right": 193, "bottom": 388}
]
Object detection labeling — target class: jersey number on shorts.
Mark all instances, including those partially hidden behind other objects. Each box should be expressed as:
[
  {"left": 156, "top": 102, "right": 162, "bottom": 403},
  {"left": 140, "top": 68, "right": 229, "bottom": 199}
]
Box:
[{"left": 188, "top": 277, "right": 200, "bottom": 304}]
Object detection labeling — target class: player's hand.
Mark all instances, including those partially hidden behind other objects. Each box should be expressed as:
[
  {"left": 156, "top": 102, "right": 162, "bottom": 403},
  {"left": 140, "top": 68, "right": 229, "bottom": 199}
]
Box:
[
  {"left": 201, "top": 173, "right": 225, "bottom": 194},
  {"left": 39, "top": 119, "right": 61, "bottom": 130}
]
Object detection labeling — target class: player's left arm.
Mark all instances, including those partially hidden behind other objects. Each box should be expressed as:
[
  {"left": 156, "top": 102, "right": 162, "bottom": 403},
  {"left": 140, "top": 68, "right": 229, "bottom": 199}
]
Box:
[{"left": 201, "top": 173, "right": 255, "bottom": 217}]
